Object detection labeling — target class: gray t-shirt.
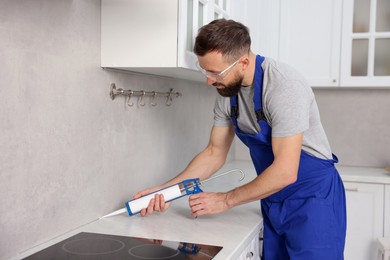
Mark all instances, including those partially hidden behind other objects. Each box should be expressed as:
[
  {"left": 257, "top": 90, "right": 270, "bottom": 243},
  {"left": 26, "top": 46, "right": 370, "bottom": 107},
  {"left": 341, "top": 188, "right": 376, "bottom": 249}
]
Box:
[{"left": 214, "top": 57, "right": 332, "bottom": 160}]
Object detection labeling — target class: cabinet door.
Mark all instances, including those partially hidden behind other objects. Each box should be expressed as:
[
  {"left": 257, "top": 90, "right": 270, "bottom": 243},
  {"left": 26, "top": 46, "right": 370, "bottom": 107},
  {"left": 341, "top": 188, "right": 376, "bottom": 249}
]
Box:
[
  {"left": 340, "top": 0, "right": 390, "bottom": 87},
  {"left": 237, "top": 234, "right": 260, "bottom": 260},
  {"left": 344, "top": 182, "right": 384, "bottom": 260},
  {"left": 101, "top": 0, "right": 179, "bottom": 68},
  {"left": 178, "top": 0, "right": 206, "bottom": 70},
  {"left": 385, "top": 185, "right": 390, "bottom": 237},
  {"left": 179, "top": 0, "right": 231, "bottom": 70},
  {"left": 102, "top": 0, "right": 233, "bottom": 82},
  {"left": 211, "top": 0, "right": 231, "bottom": 20},
  {"left": 231, "top": 0, "right": 280, "bottom": 59},
  {"left": 278, "top": 0, "right": 342, "bottom": 87}
]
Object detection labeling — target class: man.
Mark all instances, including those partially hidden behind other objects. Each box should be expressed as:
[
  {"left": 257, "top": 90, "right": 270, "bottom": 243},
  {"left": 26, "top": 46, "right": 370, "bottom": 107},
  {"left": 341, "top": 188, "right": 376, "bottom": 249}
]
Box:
[{"left": 134, "top": 19, "right": 346, "bottom": 259}]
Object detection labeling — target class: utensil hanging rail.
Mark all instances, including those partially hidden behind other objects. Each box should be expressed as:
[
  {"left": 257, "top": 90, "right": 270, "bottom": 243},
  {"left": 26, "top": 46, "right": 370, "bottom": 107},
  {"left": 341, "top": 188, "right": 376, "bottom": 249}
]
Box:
[{"left": 109, "top": 83, "right": 182, "bottom": 107}]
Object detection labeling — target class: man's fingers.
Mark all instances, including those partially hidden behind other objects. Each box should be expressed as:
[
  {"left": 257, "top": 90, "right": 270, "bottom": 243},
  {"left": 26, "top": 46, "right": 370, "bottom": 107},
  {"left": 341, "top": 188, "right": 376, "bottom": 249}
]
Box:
[{"left": 154, "top": 194, "right": 161, "bottom": 211}]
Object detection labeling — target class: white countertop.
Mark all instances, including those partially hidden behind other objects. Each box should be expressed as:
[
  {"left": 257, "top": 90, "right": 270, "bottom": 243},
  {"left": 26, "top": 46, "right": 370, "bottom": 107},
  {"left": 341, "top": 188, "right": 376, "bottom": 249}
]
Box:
[
  {"left": 337, "top": 165, "right": 390, "bottom": 184},
  {"left": 14, "top": 161, "right": 390, "bottom": 260}
]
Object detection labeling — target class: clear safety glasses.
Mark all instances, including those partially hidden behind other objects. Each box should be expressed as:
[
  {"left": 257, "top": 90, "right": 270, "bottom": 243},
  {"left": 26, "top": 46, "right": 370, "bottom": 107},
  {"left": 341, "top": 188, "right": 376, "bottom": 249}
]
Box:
[{"left": 196, "top": 58, "right": 241, "bottom": 81}]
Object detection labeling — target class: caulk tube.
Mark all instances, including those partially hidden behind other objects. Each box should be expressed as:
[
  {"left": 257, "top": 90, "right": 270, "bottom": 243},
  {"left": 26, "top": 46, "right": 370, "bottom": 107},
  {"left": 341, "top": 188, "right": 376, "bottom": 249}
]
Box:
[{"left": 125, "top": 178, "right": 202, "bottom": 216}]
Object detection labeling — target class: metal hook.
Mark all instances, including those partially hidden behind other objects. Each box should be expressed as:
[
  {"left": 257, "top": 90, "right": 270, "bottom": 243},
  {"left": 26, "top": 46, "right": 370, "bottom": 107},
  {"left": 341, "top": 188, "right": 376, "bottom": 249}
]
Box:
[
  {"left": 110, "top": 83, "right": 117, "bottom": 100},
  {"left": 166, "top": 89, "right": 173, "bottom": 106},
  {"left": 151, "top": 91, "right": 157, "bottom": 107},
  {"left": 127, "top": 90, "right": 134, "bottom": 107},
  {"left": 139, "top": 90, "right": 146, "bottom": 106}
]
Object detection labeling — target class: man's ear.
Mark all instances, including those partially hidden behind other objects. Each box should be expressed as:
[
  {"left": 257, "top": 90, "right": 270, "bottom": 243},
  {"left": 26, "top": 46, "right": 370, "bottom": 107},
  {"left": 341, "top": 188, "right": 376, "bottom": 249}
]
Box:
[{"left": 240, "top": 56, "right": 250, "bottom": 71}]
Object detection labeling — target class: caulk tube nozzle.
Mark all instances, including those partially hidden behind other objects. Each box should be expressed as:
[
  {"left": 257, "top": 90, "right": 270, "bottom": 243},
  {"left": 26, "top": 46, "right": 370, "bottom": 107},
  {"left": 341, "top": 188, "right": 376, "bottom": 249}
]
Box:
[{"left": 125, "top": 184, "right": 184, "bottom": 216}]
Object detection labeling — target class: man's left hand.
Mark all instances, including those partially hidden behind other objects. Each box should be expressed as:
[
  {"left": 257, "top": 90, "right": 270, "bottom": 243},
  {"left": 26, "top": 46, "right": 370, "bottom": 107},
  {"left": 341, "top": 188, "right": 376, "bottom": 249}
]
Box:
[{"left": 188, "top": 192, "right": 230, "bottom": 218}]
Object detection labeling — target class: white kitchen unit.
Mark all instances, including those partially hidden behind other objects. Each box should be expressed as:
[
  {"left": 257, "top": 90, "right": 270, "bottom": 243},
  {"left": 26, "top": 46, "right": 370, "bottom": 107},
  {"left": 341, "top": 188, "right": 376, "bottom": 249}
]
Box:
[
  {"left": 340, "top": 0, "right": 390, "bottom": 86},
  {"left": 230, "top": 0, "right": 280, "bottom": 60},
  {"left": 338, "top": 165, "right": 390, "bottom": 260},
  {"left": 101, "top": 0, "right": 390, "bottom": 86},
  {"left": 385, "top": 185, "right": 390, "bottom": 237},
  {"left": 101, "top": 0, "right": 231, "bottom": 82},
  {"left": 278, "top": 0, "right": 342, "bottom": 87},
  {"left": 250, "top": 0, "right": 390, "bottom": 88},
  {"left": 343, "top": 182, "right": 384, "bottom": 260},
  {"left": 245, "top": 0, "right": 342, "bottom": 87},
  {"left": 238, "top": 234, "right": 261, "bottom": 260},
  {"left": 14, "top": 162, "right": 263, "bottom": 260}
]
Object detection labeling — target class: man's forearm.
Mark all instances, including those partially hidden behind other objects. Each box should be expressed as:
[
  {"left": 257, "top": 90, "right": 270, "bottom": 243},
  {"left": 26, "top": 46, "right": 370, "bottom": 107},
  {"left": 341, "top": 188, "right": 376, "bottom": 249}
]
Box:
[
  {"left": 165, "top": 146, "right": 227, "bottom": 186},
  {"left": 226, "top": 163, "right": 298, "bottom": 208}
]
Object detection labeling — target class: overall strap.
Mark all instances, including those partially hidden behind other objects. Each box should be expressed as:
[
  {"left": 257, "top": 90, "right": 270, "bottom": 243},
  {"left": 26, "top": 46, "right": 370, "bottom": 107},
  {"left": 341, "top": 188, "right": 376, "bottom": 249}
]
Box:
[
  {"left": 230, "top": 95, "right": 239, "bottom": 126},
  {"left": 230, "top": 55, "right": 266, "bottom": 124},
  {"left": 253, "top": 55, "right": 266, "bottom": 122}
]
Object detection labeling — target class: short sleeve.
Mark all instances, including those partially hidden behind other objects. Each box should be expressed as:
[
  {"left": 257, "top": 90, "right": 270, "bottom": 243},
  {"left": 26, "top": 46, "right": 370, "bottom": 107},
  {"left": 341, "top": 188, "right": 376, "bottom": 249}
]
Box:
[
  {"left": 213, "top": 95, "right": 233, "bottom": 127},
  {"left": 265, "top": 80, "right": 313, "bottom": 137}
]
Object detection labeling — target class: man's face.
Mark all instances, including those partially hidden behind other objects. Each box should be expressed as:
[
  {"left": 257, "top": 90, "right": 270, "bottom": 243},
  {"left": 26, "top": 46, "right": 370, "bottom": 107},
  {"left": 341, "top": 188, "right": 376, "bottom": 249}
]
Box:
[{"left": 197, "top": 52, "right": 243, "bottom": 97}]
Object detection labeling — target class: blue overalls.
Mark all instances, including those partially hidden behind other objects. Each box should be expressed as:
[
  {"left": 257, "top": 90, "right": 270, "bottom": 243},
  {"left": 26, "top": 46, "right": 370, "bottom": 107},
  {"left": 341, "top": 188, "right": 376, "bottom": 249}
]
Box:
[{"left": 230, "top": 55, "right": 346, "bottom": 260}]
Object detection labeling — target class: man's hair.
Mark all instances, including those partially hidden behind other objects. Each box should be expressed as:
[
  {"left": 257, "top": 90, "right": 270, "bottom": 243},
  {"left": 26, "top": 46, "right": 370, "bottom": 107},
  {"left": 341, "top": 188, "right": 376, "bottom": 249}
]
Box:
[{"left": 194, "top": 19, "right": 251, "bottom": 62}]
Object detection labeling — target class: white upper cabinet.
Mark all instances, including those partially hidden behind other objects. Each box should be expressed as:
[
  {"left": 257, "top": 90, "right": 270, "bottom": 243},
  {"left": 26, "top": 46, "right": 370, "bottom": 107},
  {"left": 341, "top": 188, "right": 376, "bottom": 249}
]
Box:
[
  {"left": 246, "top": 0, "right": 390, "bottom": 87},
  {"left": 230, "top": 0, "right": 281, "bottom": 59},
  {"left": 340, "top": 0, "right": 390, "bottom": 86},
  {"left": 239, "top": 0, "right": 343, "bottom": 87},
  {"left": 278, "top": 0, "right": 342, "bottom": 87},
  {"left": 101, "top": 0, "right": 231, "bottom": 82},
  {"left": 101, "top": 1, "right": 390, "bottom": 86}
]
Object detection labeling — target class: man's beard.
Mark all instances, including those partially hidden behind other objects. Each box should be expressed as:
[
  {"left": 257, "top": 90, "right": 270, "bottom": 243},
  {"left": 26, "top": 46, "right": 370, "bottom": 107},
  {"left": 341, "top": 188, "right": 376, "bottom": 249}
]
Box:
[{"left": 214, "top": 73, "right": 243, "bottom": 97}]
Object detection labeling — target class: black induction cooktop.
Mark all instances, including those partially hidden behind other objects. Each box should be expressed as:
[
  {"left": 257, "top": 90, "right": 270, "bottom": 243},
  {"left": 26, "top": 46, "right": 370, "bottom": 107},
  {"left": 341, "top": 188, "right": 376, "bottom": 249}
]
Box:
[{"left": 23, "top": 232, "right": 223, "bottom": 259}]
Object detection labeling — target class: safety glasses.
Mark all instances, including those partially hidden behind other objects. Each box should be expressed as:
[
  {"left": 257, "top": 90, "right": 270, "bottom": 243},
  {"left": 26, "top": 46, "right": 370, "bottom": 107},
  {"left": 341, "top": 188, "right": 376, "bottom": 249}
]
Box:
[{"left": 196, "top": 58, "right": 241, "bottom": 81}]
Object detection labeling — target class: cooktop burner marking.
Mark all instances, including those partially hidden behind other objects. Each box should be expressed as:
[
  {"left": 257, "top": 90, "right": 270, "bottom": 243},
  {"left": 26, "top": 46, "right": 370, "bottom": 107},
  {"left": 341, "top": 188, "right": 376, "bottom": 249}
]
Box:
[
  {"left": 128, "top": 244, "right": 180, "bottom": 259},
  {"left": 62, "top": 237, "right": 125, "bottom": 255}
]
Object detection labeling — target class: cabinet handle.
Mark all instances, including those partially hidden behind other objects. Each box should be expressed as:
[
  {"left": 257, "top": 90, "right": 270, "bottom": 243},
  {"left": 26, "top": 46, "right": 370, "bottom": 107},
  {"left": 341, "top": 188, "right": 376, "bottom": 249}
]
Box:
[
  {"left": 246, "top": 251, "right": 254, "bottom": 259},
  {"left": 345, "top": 187, "right": 359, "bottom": 192}
]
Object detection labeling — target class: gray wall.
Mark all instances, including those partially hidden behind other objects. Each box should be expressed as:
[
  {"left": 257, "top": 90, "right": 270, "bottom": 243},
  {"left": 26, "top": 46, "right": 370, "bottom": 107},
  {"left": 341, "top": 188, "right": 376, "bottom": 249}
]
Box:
[
  {"left": 315, "top": 89, "right": 390, "bottom": 167},
  {"left": 1, "top": 0, "right": 390, "bottom": 259},
  {"left": 0, "top": 1, "right": 217, "bottom": 259}
]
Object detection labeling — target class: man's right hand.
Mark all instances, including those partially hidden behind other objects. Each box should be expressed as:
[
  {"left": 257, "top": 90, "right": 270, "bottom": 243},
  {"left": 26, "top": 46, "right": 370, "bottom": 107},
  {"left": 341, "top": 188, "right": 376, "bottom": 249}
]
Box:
[{"left": 133, "top": 186, "right": 171, "bottom": 216}]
